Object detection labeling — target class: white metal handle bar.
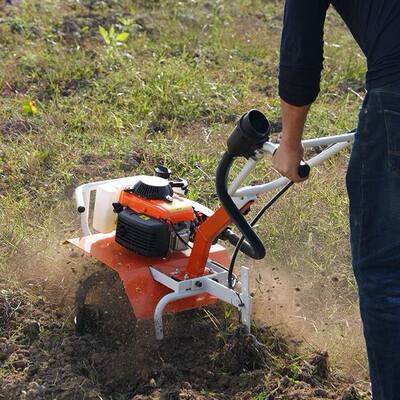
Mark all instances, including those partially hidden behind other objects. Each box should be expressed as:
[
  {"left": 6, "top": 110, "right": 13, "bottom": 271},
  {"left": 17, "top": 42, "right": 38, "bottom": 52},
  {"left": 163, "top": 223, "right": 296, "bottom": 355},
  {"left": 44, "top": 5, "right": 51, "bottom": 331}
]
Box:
[{"left": 230, "top": 131, "right": 355, "bottom": 198}]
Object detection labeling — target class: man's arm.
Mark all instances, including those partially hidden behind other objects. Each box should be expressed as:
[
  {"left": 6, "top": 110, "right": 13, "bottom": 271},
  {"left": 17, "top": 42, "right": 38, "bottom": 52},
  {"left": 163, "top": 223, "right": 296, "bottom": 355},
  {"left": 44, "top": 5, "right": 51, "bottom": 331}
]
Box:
[
  {"left": 273, "top": 0, "right": 330, "bottom": 182},
  {"left": 273, "top": 100, "right": 310, "bottom": 182}
]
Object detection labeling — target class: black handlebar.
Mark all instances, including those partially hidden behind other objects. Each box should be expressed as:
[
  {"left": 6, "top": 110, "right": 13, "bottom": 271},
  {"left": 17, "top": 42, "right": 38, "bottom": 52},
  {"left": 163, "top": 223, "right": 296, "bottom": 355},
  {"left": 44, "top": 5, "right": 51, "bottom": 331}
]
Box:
[{"left": 298, "top": 162, "right": 310, "bottom": 179}]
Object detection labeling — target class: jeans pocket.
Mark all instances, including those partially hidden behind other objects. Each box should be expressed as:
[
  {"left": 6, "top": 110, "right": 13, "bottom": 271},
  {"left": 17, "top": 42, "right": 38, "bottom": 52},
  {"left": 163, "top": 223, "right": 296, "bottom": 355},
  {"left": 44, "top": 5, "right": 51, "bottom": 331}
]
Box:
[{"left": 384, "top": 109, "right": 400, "bottom": 175}]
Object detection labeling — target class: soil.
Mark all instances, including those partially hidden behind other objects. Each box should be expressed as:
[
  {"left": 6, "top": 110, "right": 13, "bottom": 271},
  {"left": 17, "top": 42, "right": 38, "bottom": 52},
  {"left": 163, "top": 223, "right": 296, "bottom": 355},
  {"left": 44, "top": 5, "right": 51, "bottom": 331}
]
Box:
[
  {"left": 0, "top": 265, "right": 366, "bottom": 400},
  {"left": 251, "top": 260, "right": 368, "bottom": 380}
]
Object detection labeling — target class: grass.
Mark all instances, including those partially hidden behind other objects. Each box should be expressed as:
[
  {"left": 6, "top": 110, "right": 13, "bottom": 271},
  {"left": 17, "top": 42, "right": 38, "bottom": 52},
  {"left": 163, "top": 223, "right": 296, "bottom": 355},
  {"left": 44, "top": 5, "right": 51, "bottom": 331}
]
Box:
[{"left": 0, "top": 0, "right": 367, "bottom": 382}]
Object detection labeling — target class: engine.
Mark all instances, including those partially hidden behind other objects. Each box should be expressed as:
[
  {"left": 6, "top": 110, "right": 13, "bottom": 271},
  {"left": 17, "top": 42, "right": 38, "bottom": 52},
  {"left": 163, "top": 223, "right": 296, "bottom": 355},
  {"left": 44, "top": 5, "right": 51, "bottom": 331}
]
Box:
[{"left": 113, "top": 176, "right": 196, "bottom": 257}]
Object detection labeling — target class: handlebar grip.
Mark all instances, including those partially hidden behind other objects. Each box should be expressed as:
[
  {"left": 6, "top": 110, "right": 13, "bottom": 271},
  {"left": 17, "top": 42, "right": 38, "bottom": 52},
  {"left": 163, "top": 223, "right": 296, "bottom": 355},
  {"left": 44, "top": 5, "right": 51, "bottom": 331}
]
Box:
[
  {"left": 272, "top": 148, "right": 310, "bottom": 179},
  {"left": 298, "top": 162, "right": 310, "bottom": 179}
]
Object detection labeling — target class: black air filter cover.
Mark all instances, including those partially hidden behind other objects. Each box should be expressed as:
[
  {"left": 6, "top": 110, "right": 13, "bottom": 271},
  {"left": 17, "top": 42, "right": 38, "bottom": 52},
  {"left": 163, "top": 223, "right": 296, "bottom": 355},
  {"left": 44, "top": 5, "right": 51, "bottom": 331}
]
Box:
[
  {"left": 115, "top": 208, "right": 170, "bottom": 257},
  {"left": 129, "top": 176, "right": 173, "bottom": 200}
]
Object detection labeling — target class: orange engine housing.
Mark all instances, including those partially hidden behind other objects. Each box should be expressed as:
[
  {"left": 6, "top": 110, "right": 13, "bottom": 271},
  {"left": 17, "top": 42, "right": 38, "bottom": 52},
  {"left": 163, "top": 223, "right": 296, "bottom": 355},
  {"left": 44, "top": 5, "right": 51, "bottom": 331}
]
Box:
[
  {"left": 118, "top": 191, "right": 196, "bottom": 224},
  {"left": 114, "top": 178, "right": 198, "bottom": 259}
]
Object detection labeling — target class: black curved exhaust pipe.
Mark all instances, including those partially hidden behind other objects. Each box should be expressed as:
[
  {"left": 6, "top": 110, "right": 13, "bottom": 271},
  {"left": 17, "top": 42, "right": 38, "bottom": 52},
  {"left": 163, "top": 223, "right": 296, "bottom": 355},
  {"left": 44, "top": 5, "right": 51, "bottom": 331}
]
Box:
[{"left": 216, "top": 110, "right": 270, "bottom": 260}]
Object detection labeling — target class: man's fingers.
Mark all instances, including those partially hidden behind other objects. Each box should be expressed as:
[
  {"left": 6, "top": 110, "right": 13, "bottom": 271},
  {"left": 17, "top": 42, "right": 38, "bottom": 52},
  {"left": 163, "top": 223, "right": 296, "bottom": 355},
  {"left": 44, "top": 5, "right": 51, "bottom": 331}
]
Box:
[
  {"left": 274, "top": 165, "right": 308, "bottom": 183},
  {"left": 272, "top": 143, "right": 308, "bottom": 183},
  {"left": 286, "top": 170, "right": 303, "bottom": 183}
]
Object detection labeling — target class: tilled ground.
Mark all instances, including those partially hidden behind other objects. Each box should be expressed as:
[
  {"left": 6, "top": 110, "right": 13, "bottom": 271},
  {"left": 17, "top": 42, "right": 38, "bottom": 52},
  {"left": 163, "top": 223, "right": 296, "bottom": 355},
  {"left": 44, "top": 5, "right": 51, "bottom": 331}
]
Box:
[{"left": 0, "top": 270, "right": 366, "bottom": 400}]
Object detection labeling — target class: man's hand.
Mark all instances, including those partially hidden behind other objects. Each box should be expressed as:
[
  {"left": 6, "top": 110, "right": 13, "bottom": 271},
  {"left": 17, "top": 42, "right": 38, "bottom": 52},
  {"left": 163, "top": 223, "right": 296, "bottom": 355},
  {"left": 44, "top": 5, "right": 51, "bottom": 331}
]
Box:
[
  {"left": 272, "top": 139, "right": 306, "bottom": 183},
  {"left": 274, "top": 99, "right": 311, "bottom": 182}
]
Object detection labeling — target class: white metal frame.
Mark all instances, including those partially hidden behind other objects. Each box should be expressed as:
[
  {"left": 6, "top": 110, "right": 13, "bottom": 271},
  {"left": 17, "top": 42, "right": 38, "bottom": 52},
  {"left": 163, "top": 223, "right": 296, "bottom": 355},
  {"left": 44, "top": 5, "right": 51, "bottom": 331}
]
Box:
[
  {"left": 150, "top": 262, "right": 251, "bottom": 339},
  {"left": 74, "top": 131, "right": 355, "bottom": 339}
]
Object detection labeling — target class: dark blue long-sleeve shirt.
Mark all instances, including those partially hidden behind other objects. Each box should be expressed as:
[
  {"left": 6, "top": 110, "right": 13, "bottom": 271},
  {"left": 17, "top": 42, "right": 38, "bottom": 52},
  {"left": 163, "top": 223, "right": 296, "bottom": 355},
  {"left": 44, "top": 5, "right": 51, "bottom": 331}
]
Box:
[{"left": 279, "top": 0, "right": 400, "bottom": 106}]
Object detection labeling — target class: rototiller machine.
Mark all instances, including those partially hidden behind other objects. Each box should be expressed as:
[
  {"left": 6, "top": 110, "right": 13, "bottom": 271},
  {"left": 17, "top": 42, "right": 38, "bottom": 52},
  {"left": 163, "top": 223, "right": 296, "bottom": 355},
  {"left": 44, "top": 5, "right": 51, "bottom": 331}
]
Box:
[{"left": 67, "top": 110, "right": 355, "bottom": 339}]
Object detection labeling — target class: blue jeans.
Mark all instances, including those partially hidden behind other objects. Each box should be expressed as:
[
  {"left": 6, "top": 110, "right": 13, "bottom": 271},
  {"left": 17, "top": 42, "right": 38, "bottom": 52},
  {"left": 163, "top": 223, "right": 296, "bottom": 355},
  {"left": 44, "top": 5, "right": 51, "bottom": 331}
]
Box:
[{"left": 346, "top": 84, "right": 400, "bottom": 399}]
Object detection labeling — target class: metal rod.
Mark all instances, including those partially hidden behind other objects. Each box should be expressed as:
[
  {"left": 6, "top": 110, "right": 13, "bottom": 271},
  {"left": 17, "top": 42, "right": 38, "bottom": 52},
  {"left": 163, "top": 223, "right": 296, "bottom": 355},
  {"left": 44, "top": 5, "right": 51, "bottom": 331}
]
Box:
[
  {"left": 154, "top": 291, "right": 202, "bottom": 340},
  {"left": 228, "top": 157, "right": 257, "bottom": 195},
  {"left": 233, "top": 141, "right": 351, "bottom": 198},
  {"left": 301, "top": 131, "right": 355, "bottom": 148},
  {"left": 240, "top": 266, "right": 251, "bottom": 333}
]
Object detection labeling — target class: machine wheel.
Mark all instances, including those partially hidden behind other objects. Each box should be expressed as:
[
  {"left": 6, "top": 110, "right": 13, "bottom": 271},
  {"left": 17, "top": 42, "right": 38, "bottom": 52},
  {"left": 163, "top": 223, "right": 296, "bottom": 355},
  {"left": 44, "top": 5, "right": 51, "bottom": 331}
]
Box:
[{"left": 74, "top": 267, "right": 137, "bottom": 338}]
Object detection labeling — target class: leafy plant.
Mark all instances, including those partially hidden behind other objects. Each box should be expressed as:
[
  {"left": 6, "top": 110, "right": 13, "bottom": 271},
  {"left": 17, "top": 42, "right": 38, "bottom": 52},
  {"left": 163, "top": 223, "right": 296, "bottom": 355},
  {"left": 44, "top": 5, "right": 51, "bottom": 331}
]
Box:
[
  {"left": 8, "top": 17, "right": 25, "bottom": 34},
  {"left": 117, "top": 16, "right": 134, "bottom": 28},
  {"left": 98, "top": 25, "right": 129, "bottom": 48}
]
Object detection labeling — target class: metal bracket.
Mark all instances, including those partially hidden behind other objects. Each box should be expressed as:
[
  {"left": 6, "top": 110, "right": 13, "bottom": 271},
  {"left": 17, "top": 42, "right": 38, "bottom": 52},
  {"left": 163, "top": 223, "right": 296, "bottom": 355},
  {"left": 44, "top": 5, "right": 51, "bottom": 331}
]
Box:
[{"left": 150, "top": 263, "right": 251, "bottom": 339}]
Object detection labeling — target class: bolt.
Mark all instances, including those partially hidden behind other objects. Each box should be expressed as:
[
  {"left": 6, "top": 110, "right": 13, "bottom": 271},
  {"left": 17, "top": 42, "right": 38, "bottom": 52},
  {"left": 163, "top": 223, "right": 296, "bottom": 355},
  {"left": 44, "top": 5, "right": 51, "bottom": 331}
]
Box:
[{"left": 195, "top": 281, "right": 202, "bottom": 288}]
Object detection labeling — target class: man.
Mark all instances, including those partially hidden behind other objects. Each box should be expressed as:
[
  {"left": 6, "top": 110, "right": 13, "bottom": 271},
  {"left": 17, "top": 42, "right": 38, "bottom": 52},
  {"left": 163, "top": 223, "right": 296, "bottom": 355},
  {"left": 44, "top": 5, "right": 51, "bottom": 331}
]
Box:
[{"left": 273, "top": 1, "right": 400, "bottom": 399}]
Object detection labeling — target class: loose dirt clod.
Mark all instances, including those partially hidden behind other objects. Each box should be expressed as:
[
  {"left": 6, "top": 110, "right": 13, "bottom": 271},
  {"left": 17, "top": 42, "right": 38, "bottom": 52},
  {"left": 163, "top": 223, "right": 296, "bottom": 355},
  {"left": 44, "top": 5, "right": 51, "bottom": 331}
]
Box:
[
  {"left": 311, "top": 351, "right": 330, "bottom": 380},
  {"left": 342, "top": 386, "right": 365, "bottom": 400},
  {"left": 22, "top": 320, "right": 40, "bottom": 341}
]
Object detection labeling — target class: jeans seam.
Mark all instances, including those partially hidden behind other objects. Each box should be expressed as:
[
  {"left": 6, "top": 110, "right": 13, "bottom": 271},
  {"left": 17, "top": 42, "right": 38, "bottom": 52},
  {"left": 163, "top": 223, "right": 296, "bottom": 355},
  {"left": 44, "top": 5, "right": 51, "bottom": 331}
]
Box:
[
  {"left": 358, "top": 106, "right": 369, "bottom": 262},
  {"left": 383, "top": 109, "right": 400, "bottom": 177}
]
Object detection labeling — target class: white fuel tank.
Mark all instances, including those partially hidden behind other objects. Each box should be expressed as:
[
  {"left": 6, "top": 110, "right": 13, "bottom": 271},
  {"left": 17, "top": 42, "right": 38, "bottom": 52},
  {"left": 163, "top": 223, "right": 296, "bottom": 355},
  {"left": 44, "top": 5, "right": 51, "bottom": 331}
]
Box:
[
  {"left": 92, "top": 176, "right": 147, "bottom": 233},
  {"left": 92, "top": 183, "right": 122, "bottom": 233}
]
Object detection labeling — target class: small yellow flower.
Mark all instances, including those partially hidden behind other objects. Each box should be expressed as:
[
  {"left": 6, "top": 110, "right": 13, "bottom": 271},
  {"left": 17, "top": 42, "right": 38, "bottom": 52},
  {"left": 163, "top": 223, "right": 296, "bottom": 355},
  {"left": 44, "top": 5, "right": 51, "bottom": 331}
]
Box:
[{"left": 23, "top": 100, "right": 38, "bottom": 115}]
